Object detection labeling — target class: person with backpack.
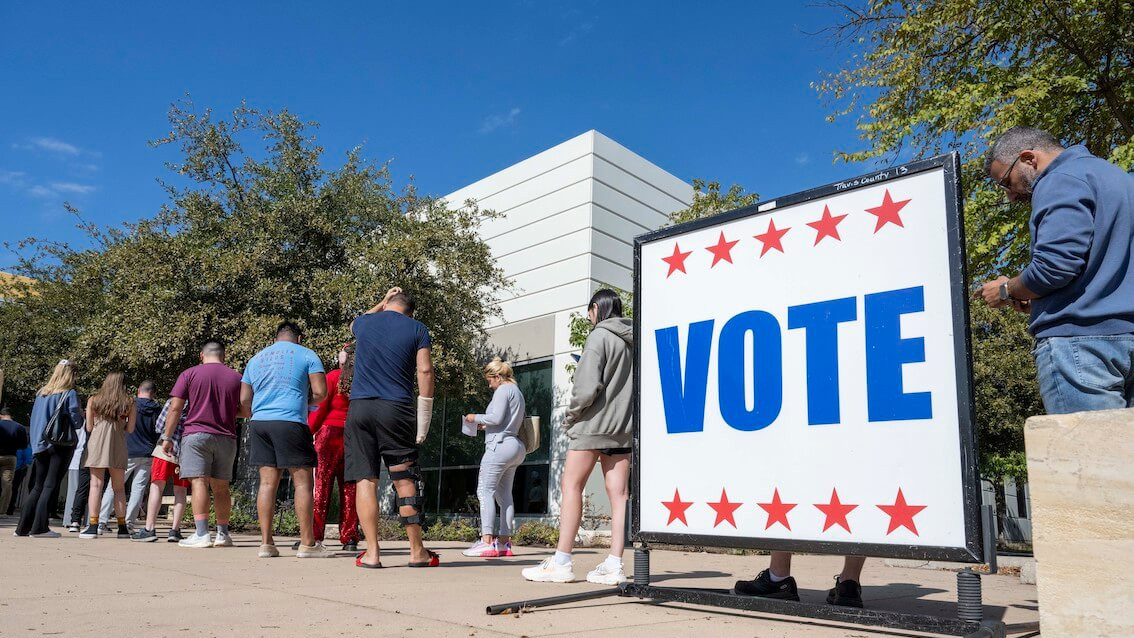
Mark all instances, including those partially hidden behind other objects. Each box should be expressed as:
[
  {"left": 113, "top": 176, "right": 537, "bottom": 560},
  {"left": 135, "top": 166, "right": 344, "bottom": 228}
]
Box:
[
  {"left": 15, "top": 359, "right": 85, "bottom": 538},
  {"left": 462, "top": 358, "right": 527, "bottom": 558},
  {"left": 522, "top": 289, "right": 634, "bottom": 585}
]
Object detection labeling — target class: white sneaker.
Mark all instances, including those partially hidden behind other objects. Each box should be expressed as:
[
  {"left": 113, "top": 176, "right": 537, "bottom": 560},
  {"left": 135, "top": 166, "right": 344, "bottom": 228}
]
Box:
[
  {"left": 178, "top": 532, "right": 212, "bottom": 548},
  {"left": 258, "top": 544, "right": 280, "bottom": 558},
  {"left": 213, "top": 531, "right": 234, "bottom": 548},
  {"left": 586, "top": 560, "right": 628, "bottom": 585},
  {"left": 31, "top": 530, "right": 61, "bottom": 539},
  {"left": 521, "top": 557, "right": 575, "bottom": 583},
  {"left": 296, "top": 542, "right": 335, "bottom": 558},
  {"left": 462, "top": 540, "right": 496, "bottom": 557}
]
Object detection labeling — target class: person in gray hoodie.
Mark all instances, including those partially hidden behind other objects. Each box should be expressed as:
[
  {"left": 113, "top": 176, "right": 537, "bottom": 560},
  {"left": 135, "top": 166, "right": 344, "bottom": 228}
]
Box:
[{"left": 522, "top": 289, "right": 633, "bottom": 586}]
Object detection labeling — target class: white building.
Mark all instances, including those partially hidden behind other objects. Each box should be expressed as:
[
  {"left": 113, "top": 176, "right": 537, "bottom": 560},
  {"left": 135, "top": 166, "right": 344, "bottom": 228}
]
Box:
[{"left": 430, "top": 131, "right": 692, "bottom": 521}]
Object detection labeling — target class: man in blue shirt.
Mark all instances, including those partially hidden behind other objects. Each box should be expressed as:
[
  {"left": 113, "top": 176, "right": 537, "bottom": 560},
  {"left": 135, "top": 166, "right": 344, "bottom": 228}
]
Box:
[
  {"left": 345, "top": 288, "right": 439, "bottom": 568},
  {"left": 978, "top": 126, "right": 1134, "bottom": 413},
  {"left": 240, "top": 321, "right": 330, "bottom": 558}
]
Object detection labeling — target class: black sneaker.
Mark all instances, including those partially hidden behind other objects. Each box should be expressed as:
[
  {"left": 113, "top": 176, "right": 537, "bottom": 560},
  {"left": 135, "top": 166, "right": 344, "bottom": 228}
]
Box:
[
  {"left": 116, "top": 525, "right": 131, "bottom": 539},
  {"left": 78, "top": 524, "right": 99, "bottom": 539},
  {"left": 131, "top": 528, "right": 158, "bottom": 543},
  {"left": 342, "top": 541, "right": 358, "bottom": 552},
  {"left": 292, "top": 540, "right": 301, "bottom": 550},
  {"left": 825, "top": 576, "right": 863, "bottom": 608},
  {"left": 167, "top": 529, "right": 184, "bottom": 543},
  {"left": 732, "top": 569, "right": 800, "bottom": 601}
]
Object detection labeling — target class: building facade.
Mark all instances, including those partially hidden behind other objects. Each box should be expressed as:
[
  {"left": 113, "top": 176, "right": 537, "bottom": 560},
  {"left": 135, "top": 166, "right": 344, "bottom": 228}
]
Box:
[{"left": 422, "top": 131, "right": 692, "bottom": 521}]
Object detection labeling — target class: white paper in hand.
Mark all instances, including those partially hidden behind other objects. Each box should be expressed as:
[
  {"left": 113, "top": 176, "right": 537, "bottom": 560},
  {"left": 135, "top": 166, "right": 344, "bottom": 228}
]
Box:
[{"left": 461, "top": 417, "right": 478, "bottom": 437}]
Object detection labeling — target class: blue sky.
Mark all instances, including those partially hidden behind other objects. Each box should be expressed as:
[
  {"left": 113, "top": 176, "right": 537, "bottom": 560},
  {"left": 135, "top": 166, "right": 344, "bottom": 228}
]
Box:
[{"left": 0, "top": 2, "right": 885, "bottom": 269}]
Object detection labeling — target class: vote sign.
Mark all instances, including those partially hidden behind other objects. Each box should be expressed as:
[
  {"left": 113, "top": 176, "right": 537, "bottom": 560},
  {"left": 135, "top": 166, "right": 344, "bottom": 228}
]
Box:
[{"left": 632, "top": 155, "right": 982, "bottom": 561}]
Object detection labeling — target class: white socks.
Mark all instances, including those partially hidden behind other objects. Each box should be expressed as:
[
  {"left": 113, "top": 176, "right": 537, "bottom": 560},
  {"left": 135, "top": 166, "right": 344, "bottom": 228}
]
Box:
[
  {"left": 553, "top": 550, "right": 572, "bottom": 565},
  {"left": 769, "top": 569, "right": 789, "bottom": 583},
  {"left": 603, "top": 554, "right": 623, "bottom": 569}
]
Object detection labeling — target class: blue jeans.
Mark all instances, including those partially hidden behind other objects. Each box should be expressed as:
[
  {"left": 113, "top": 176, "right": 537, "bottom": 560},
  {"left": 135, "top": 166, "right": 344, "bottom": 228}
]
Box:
[{"left": 1033, "top": 335, "right": 1134, "bottom": 414}]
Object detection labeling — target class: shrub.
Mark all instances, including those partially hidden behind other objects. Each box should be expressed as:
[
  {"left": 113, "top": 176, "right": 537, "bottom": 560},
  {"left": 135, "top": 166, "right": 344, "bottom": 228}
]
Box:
[
  {"left": 423, "top": 517, "right": 480, "bottom": 542},
  {"left": 182, "top": 488, "right": 257, "bottom": 532},
  {"left": 513, "top": 521, "right": 559, "bottom": 547}
]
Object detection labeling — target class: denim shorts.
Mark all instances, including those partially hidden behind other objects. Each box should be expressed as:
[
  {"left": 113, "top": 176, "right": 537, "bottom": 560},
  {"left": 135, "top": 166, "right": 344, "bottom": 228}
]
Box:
[{"left": 1033, "top": 334, "right": 1134, "bottom": 414}]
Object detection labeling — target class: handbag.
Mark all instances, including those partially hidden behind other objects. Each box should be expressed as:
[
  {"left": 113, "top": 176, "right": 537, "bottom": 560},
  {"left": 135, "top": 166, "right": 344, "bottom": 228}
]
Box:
[
  {"left": 517, "top": 416, "right": 540, "bottom": 455},
  {"left": 42, "top": 392, "right": 77, "bottom": 448}
]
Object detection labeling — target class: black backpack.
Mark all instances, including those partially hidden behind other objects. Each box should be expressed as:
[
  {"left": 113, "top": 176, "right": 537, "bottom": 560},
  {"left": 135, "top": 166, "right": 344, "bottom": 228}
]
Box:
[{"left": 41, "top": 392, "right": 77, "bottom": 448}]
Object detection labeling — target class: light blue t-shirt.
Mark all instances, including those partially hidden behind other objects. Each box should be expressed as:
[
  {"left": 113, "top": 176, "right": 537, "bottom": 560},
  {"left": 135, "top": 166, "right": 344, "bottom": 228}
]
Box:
[{"left": 242, "top": 341, "right": 325, "bottom": 424}]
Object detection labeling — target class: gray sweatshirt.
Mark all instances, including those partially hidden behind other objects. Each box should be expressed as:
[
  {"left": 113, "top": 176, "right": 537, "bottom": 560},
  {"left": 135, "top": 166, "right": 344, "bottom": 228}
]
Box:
[
  {"left": 474, "top": 383, "right": 526, "bottom": 451},
  {"left": 565, "top": 317, "right": 634, "bottom": 450}
]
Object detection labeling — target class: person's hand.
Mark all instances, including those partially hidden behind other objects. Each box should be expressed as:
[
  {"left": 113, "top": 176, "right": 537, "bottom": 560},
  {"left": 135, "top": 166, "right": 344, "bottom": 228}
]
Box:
[
  {"left": 383, "top": 286, "right": 402, "bottom": 303},
  {"left": 465, "top": 414, "right": 476, "bottom": 423},
  {"left": 975, "top": 276, "right": 1010, "bottom": 308},
  {"left": 161, "top": 439, "right": 174, "bottom": 456}
]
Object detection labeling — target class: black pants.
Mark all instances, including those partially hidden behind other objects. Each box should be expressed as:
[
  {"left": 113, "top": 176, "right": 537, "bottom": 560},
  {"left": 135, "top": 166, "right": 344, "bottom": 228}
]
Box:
[
  {"left": 16, "top": 446, "right": 74, "bottom": 535},
  {"left": 71, "top": 468, "right": 91, "bottom": 525}
]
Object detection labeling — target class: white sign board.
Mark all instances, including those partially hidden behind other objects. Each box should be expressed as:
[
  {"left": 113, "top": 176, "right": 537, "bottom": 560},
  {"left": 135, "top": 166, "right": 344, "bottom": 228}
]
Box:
[{"left": 633, "top": 155, "right": 981, "bottom": 561}]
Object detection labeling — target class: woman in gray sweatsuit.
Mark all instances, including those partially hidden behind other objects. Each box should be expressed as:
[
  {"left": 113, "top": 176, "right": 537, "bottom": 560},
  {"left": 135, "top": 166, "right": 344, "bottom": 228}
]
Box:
[
  {"left": 522, "top": 289, "right": 634, "bottom": 586},
  {"left": 463, "top": 358, "right": 526, "bottom": 558}
]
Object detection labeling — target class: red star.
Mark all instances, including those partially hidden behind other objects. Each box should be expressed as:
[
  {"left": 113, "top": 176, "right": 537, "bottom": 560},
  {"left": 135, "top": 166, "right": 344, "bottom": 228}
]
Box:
[
  {"left": 877, "top": 488, "right": 928, "bottom": 536},
  {"left": 756, "top": 488, "right": 797, "bottom": 531},
  {"left": 705, "top": 232, "right": 740, "bottom": 267},
  {"left": 661, "top": 242, "right": 693, "bottom": 277},
  {"left": 806, "top": 205, "right": 848, "bottom": 245},
  {"left": 814, "top": 488, "right": 858, "bottom": 533},
  {"left": 661, "top": 488, "right": 694, "bottom": 526},
  {"left": 707, "top": 489, "right": 743, "bottom": 528},
  {"left": 753, "top": 219, "right": 790, "bottom": 257},
  {"left": 864, "top": 189, "right": 911, "bottom": 232}
]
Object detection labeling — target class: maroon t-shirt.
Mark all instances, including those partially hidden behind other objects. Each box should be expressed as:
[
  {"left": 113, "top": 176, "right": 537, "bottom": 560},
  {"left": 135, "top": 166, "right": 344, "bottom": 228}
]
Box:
[{"left": 170, "top": 362, "right": 243, "bottom": 438}]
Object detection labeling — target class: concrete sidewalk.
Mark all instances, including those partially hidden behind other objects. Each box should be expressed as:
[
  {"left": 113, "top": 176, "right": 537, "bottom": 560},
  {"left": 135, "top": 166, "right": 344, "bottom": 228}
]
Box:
[{"left": 0, "top": 515, "right": 1039, "bottom": 637}]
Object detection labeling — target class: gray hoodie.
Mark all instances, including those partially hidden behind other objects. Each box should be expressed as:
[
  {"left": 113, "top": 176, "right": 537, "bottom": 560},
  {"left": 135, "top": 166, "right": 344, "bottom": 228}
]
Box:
[{"left": 565, "top": 317, "right": 634, "bottom": 450}]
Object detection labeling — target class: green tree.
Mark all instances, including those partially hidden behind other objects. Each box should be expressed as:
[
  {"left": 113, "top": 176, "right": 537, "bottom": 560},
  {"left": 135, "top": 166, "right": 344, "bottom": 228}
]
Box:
[
  {"left": 0, "top": 100, "right": 508, "bottom": 401},
  {"left": 816, "top": 0, "right": 1132, "bottom": 536}
]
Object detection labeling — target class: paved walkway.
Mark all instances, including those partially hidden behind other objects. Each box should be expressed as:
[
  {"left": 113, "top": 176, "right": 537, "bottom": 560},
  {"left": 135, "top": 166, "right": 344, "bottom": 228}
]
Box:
[{"left": 0, "top": 516, "right": 1039, "bottom": 637}]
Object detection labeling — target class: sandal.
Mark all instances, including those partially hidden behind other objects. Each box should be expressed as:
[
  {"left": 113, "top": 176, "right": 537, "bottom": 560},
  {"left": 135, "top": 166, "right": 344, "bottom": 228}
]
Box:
[
  {"left": 355, "top": 551, "right": 383, "bottom": 569},
  {"left": 408, "top": 549, "right": 440, "bottom": 568}
]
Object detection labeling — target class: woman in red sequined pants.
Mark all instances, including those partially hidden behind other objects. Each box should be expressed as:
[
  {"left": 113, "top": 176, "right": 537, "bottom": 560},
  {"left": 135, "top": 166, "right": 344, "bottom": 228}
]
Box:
[{"left": 309, "top": 347, "right": 360, "bottom": 550}]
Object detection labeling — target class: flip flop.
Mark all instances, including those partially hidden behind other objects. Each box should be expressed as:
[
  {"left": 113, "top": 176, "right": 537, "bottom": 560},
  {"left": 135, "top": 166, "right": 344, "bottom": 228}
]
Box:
[
  {"left": 408, "top": 549, "right": 440, "bottom": 568},
  {"left": 355, "top": 551, "right": 383, "bottom": 569}
]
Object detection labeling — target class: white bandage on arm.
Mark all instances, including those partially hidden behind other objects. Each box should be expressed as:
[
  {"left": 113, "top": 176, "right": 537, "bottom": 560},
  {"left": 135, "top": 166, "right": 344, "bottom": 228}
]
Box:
[{"left": 416, "top": 396, "right": 434, "bottom": 444}]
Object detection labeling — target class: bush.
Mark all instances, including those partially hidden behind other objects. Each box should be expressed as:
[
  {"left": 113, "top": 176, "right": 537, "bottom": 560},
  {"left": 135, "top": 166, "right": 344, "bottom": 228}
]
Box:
[
  {"left": 513, "top": 521, "right": 559, "bottom": 547},
  {"left": 423, "top": 517, "right": 480, "bottom": 542},
  {"left": 375, "top": 517, "right": 408, "bottom": 541},
  {"left": 182, "top": 488, "right": 257, "bottom": 532}
]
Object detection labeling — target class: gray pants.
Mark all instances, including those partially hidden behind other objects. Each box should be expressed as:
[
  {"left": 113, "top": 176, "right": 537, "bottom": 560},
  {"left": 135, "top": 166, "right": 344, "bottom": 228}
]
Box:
[
  {"left": 476, "top": 437, "right": 526, "bottom": 536},
  {"left": 0, "top": 456, "right": 15, "bottom": 514},
  {"left": 99, "top": 456, "right": 152, "bottom": 523}
]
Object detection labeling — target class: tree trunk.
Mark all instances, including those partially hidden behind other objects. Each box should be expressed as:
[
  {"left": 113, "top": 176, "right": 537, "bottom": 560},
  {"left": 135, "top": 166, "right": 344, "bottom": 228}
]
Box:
[{"left": 992, "top": 479, "right": 1008, "bottom": 544}]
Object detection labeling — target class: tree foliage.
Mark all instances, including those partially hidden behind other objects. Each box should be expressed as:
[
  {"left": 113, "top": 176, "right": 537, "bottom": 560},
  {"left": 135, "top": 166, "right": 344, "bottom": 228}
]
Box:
[{"left": 0, "top": 100, "right": 508, "bottom": 401}]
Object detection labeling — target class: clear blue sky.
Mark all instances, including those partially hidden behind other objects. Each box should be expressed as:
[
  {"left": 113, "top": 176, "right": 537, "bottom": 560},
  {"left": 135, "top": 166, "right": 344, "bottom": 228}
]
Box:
[{"left": 0, "top": 1, "right": 885, "bottom": 269}]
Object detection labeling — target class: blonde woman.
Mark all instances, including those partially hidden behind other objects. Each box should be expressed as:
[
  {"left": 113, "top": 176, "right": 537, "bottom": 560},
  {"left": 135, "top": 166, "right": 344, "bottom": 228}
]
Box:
[
  {"left": 15, "top": 360, "right": 85, "bottom": 537},
  {"left": 79, "top": 372, "right": 136, "bottom": 539},
  {"left": 463, "top": 358, "right": 526, "bottom": 558}
]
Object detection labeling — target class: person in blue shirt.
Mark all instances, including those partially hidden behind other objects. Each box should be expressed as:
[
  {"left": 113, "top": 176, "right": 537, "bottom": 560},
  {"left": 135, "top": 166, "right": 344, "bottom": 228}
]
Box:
[
  {"left": 239, "top": 321, "right": 329, "bottom": 559},
  {"left": 978, "top": 126, "right": 1134, "bottom": 413}
]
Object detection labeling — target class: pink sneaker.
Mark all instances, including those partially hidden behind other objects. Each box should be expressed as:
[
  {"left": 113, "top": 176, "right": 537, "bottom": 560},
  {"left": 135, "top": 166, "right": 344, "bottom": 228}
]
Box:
[
  {"left": 462, "top": 540, "right": 498, "bottom": 557},
  {"left": 497, "top": 542, "right": 514, "bottom": 557}
]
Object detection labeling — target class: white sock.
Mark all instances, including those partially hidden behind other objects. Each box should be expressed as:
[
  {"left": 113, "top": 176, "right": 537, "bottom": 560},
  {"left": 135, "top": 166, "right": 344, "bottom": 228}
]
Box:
[
  {"left": 769, "top": 569, "right": 789, "bottom": 583},
  {"left": 552, "top": 551, "right": 572, "bottom": 565},
  {"left": 603, "top": 554, "right": 622, "bottom": 569}
]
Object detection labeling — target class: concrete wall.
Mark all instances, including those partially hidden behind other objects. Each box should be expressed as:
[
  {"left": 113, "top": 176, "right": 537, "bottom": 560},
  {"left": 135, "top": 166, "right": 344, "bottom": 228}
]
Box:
[{"left": 1025, "top": 408, "right": 1134, "bottom": 637}]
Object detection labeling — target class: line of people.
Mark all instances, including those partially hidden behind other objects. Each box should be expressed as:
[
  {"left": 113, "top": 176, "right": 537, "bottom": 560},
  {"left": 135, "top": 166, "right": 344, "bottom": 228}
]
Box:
[{"left": 6, "top": 287, "right": 640, "bottom": 583}]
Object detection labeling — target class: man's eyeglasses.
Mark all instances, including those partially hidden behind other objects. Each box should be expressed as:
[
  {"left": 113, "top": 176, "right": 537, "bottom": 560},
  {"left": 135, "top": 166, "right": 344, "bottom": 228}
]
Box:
[{"left": 993, "top": 153, "right": 1025, "bottom": 191}]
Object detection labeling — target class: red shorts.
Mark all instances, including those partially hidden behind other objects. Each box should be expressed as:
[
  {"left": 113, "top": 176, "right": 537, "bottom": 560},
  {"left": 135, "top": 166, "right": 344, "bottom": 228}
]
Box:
[{"left": 151, "top": 456, "right": 190, "bottom": 488}]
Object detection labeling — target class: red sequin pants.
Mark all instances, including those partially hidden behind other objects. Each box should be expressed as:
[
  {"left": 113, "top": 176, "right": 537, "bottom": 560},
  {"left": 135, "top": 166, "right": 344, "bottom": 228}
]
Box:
[{"left": 313, "top": 426, "right": 358, "bottom": 544}]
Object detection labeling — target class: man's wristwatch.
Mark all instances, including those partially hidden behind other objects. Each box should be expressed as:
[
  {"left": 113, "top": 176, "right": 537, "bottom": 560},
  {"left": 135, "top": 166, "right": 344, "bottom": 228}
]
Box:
[{"left": 998, "top": 281, "right": 1014, "bottom": 302}]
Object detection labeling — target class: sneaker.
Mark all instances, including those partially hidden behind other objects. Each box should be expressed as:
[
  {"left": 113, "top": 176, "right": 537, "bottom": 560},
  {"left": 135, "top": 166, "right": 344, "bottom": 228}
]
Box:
[
  {"left": 732, "top": 569, "right": 800, "bottom": 601},
  {"left": 131, "top": 528, "right": 158, "bottom": 542},
  {"left": 67, "top": 522, "right": 80, "bottom": 533},
  {"left": 116, "top": 525, "right": 131, "bottom": 539},
  {"left": 586, "top": 560, "right": 628, "bottom": 585},
  {"left": 97, "top": 523, "right": 108, "bottom": 536},
  {"left": 496, "top": 542, "right": 514, "bottom": 557},
  {"left": 291, "top": 540, "right": 301, "bottom": 550},
  {"left": 213, "top": 531, "right": 234, "bottom": 548},
  {"left": 258, "top": 544, "right": 280, "bottom": 558},
  {"left": 462, "top": 540, "right": 498, "bottom": 557},
  {"left": 296, "top": 542, "right": 335, "bottom": 558},
  {"left": 167, "top": 528, "right": 184, "bottom": 542},
  {"left": 78, "top": 524, "right": 100, "bottom": 539},
  {"left": 521, "top": 557, "right": 575, "bottom": 583},
  {"left": 178, "top": 532, "right": 212, "bottom": 548},
  {"left": 342, "top": 541, "right": 358, "bottom": 552},
  {"left": 31, "top": 530, "right": 62, "bottom": 539},
  {"left": 826, "top": 576, "right": 864, "bottom": 608}
]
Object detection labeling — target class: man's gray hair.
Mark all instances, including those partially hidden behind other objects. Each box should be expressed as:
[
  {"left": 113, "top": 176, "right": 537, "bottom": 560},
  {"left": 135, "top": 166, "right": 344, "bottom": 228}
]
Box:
[
  {"left": 985, "top": 127, "right": 1064, "bottom": 174},
  {"left": 201, "top": 340, "right": 225, "bottom": 357}
]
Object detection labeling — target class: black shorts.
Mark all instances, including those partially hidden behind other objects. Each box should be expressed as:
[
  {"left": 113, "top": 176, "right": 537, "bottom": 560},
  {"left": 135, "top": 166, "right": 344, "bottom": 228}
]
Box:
[
  {"left": 598, "top": 447, "right": 632, "bottom": 456},
  {"left": 247, "top": 420, "right": 317, "bottom": 469},
  {"left": 344, "top": 398, "right": 418, "bottom": 481}
]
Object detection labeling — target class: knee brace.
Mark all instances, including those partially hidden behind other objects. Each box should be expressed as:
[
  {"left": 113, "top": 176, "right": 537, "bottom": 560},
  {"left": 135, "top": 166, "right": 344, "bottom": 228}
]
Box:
[{"left": 388, "top": 464, "right": 425, "bottom": 526}]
